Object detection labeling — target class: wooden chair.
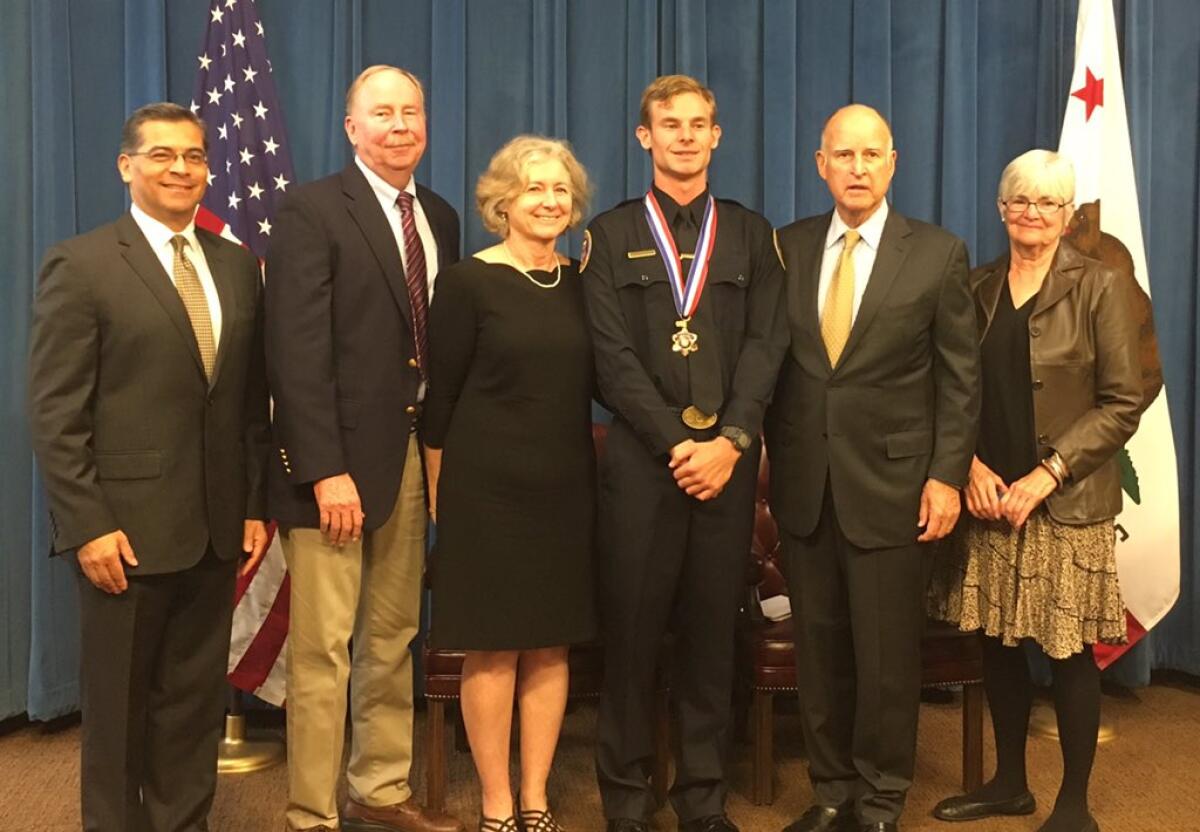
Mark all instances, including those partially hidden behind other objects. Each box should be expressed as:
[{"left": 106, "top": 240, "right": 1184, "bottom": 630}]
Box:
[{"left": 738, "top": 451, "right": 985, "bottom": 804}]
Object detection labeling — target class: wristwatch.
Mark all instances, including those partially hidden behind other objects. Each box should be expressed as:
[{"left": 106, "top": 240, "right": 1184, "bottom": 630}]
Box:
[{"left": 719, "top": 426, "right": 753, "bottom": 454}]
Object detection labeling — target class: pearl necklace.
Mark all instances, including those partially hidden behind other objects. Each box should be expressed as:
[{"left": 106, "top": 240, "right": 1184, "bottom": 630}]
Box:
[{"left": 503, "top": 241, "right": 562, "bottom": 289}]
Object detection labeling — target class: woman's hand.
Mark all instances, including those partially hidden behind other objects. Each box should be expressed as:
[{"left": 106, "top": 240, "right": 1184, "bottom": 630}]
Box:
[
  {"left": 1000, "top": 464, "right": 1058, "bottom": 530},
  {"left": 965, "top": 456, "right": 1008, "bottom": 521}
]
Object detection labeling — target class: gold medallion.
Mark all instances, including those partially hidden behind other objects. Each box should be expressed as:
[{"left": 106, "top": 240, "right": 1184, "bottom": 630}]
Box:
[
  {"left": 681, "top": 405, "right": 718, "bottom": 430},
  {"left": 671, "top": 318, "right": 699, "bottom": 356}
]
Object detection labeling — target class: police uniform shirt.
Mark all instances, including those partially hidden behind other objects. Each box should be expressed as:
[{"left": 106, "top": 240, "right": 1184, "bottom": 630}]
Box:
[{"left": 581, "top": 190, "right": 788, "bottom": 456}]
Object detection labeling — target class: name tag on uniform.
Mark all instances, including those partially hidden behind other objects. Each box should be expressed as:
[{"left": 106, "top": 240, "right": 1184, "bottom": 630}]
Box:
[{"left": 627, "top": 249, "right": 695, "bottom": 260}]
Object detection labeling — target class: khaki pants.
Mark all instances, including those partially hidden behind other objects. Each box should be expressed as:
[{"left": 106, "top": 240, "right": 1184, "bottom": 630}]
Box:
[{"left": 282, "top": 435, "right": 426, "bottom": 831}]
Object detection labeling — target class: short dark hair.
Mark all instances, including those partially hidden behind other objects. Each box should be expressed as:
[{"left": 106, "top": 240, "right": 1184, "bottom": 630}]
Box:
[{"left": 119, "top": 102, "right": 208, "bottom": 155}]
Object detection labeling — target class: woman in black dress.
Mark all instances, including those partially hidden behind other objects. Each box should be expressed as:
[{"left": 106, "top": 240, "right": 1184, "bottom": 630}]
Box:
[{"left": 423, "top": 135, "right": 595, "bottom": 832}]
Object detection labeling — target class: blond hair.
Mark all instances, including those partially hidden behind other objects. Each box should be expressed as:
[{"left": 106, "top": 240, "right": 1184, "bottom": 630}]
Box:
[
  {"left": 639, "top": 74, "right": 718, "bottom": 127},
  {"left": 345, "top": 65, "right": 426, "bottom": 115},
  {"left": 476, "top": 135, "right": 592, "bottom": 237}
]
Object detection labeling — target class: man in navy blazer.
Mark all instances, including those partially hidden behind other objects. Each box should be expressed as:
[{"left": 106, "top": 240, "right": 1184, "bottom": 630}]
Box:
[
  {"left": 265, "top": 65, "right": 462, "bottom": 832},
  {"left": 767, "top": 105, "right": 980, "bottom": 832},
  {"left": 28, "top": 102, "right": 270, "bottom": 832}
]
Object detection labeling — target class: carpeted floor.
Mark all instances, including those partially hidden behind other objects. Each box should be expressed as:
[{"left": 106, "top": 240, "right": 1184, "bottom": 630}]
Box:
[{"left": 2, "top": 679, "right": 1197, "bottom": 831}]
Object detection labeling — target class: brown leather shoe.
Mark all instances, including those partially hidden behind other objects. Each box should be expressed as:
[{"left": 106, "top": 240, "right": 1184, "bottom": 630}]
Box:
[{"left": 342, "top": 797, "right": 466, "bottom": 832}]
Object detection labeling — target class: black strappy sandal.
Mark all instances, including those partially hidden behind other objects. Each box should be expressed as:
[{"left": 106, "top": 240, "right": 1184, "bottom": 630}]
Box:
[
  {"left": 480, "top": 816, "right": 521, "bottom": 832},
  {"left": 517, "top": 807, "right": 565, "bottom": 832}
]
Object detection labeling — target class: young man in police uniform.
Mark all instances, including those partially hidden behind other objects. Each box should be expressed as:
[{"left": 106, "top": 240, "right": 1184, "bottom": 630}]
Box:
[{"left": 581, "top": 74, "right": 789, "bottom": 832}]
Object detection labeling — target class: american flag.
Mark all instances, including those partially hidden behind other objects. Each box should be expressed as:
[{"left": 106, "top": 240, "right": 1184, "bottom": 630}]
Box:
[
  {"left": 190, "top": 0, "right": 293, "bottom": 705},
  {"left": 190, "top": 0, "right": 293, "bottom": 257}
]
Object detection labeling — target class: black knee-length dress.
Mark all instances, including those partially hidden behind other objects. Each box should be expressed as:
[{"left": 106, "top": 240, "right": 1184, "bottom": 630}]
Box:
[{"left": 423, "top": 257, "right": 597, "bottom": 650}]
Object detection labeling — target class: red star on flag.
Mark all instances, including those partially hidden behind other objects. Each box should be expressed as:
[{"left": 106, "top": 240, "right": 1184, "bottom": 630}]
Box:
[{"left": 1071, "top": 67, "right": 1104, "bottom": 120}]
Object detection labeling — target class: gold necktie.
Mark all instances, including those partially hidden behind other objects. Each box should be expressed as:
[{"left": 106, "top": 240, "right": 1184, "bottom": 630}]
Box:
[
  {"left": 170, "top": 235, "right": 216, "bottom": 379},
  {"left": 821, "top": 228, "right": 861, "bottom": 366}
]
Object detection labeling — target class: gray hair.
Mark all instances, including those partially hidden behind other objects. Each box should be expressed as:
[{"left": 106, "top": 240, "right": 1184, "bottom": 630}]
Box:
[
  {"left": 997, "top": 149, "right": 1076, "bottom": 204},
  {"left": 476, "top": 135, "right": 592, "bottom": 237}
]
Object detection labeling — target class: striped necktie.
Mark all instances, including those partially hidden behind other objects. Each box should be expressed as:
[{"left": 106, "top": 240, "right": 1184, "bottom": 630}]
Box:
[
  {"left": 396, "top": 191, "right": 429, "bottom": 379},
  {"left": 170, "top": 235, "right": 216, "bottom": 379},
  {"left": 821, "top": 228, "right": 860, "bottom": 366}
]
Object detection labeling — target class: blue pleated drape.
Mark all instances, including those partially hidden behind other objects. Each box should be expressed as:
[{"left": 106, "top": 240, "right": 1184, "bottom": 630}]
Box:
[{"left": 2, "top": 0, "right": 1198, "bottom": 719}]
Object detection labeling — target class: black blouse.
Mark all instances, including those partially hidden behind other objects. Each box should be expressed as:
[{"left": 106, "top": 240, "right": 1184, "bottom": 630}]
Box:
[{"left": 977, "top": 278, "right": 1039, "bottom": 485}]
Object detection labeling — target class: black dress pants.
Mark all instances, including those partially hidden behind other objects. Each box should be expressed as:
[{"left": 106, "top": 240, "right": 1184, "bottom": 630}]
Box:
[
  {"left": 782, "top": 482, "right": 927, "bottom": 825},
  {"left": 595, "top": 418, "right": 758, "bottom": 823},
  {"left": 76, "top": 547, "right": 237, "bottom": 832}
]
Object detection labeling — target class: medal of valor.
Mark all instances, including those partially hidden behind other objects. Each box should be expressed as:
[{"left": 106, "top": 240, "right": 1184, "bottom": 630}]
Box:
[
  {"left": 672, "top": 319, "right": 699, "bottom": 356},
  {"left": 643, "top": 190, "right": 718, "bottom": 358}
]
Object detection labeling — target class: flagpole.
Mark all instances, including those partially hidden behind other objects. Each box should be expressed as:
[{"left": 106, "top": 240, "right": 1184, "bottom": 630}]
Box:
[{"left": 217, "top": 685, "right": 286, "bottom": 774}]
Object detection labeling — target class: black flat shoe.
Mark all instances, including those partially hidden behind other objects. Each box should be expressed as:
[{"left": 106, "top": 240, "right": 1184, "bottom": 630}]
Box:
[
  {"left": 605, "top": 821, "right": 648, "bottom": 832},
  {"left": 783, "top": 806, "right": 855, "bottom": 832},
  {"left": 932, "top": 790, "right": 1036, "bottom": 822},
  {"left": 680, "top": 816, "right": 739, "bottom": 832},
  {"left": 1034, "top": 815, "right": 1099, "bottom": 832}
]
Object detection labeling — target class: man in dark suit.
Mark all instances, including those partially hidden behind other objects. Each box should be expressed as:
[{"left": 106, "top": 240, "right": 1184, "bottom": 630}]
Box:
[
  {"left": 767, "top": 105, "right": 980, "bottom": 832},
  {"left": 583, "top": 75, "right": 788, "bottom": 832},
  {"left": 27, "top": 102, "right": 270, "bottom": 832},
  {"left": 265, "top": 65, "right": 462, "bottom": 832}
]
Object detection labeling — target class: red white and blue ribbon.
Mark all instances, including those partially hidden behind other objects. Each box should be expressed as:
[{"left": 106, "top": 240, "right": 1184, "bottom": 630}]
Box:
[{"left": 643, "top": 190, "right": 718, "bottom": 320}]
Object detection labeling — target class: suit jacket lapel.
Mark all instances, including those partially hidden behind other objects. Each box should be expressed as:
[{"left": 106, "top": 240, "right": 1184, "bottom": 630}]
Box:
[
  {"left": 1031, "top": 240, "right": 1085, "bottom": 316},
  {"left": 790, "top": 215, "right": 832, "bottom": 373},
  {"left": 198, "top": 230, "right": 237, "bottom": 390},
  {"left": 342, "top": 165, "right": 414, "bottom": 330},
  {"left": 836, "top": 208, "right": 911, "bottom": 370},
  {"left": 973, "top": 259, "right": 1007, "bottom": 342},
  {"left": 116, "top": 214, "right": 207, "bottom": 379},
  {"left": 416, "top": 184, "right": 452, "bottom": 273}
]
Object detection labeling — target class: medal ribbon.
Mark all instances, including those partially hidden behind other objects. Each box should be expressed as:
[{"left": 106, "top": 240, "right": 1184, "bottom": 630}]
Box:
[{"left": 643, "top": 191, "right": 718, "bottom": 320}]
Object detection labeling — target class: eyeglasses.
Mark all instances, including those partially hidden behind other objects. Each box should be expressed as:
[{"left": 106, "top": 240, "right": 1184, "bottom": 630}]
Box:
[
  {"left": 1001, "top": 196, "right": 1069, "bottom": 216},
  {"left": 127, "top": 148, "right": 208, "bottom": 167}
]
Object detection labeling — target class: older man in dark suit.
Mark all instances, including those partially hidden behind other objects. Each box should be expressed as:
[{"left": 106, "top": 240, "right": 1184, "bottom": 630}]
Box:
[
  {"left": 767, "top": 105, "right": 980, "bottom": 832},
  {"left": 265, "top": 65, "right": 462, "bottom": 832},
  {"left": 28, "top": 102, "right": 270, "bottom": 832}
]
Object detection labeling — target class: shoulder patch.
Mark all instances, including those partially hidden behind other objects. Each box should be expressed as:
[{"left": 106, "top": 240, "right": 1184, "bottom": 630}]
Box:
[{"left": 579, "top": 229, "right": 592, "bottom": 273}]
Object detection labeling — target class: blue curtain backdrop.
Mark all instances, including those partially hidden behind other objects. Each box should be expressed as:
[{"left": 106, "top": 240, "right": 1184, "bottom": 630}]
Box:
[{"left": 2, "top": 0, "right": 1198, "bottom": 720}]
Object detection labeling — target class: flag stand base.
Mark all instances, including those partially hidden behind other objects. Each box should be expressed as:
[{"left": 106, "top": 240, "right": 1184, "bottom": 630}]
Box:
[
  {"left": 217, "top": 688, "right": 286, "bottom": 774},
  {"left": 1029, "top": 702, "right": 1117, "bottom": 744}
]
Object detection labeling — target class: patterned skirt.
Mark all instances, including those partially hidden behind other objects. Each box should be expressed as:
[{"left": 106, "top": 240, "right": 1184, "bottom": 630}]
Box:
[{"left": 928, "top": 509, "right": 1126, "bottom": 659}]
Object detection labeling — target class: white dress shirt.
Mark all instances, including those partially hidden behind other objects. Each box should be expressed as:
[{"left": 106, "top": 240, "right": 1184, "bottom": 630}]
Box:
[
  {"left": 354, "top": 155, "right": 440, "bottom": 303},
  {"left": 130, "top": 202, "right": 223, "bottom": 348},
  {"left": 816, "top": 199, "right": 890, "bottom": 326}
]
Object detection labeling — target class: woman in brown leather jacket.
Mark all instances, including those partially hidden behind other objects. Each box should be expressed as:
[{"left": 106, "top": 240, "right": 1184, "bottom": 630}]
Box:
[{"left": 929, "top": 149, "right": 1143, "bottom": 832}]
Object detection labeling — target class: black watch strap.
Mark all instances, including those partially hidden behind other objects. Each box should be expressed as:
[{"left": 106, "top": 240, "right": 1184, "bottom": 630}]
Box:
[{"left": 719, "top": 426, "right": 752, "bottom": 453}]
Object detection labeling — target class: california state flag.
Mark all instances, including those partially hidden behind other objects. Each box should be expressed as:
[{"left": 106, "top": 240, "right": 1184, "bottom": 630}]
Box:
[{"left": 1058, "top": 0, "right": 1180, "bottom": 669}]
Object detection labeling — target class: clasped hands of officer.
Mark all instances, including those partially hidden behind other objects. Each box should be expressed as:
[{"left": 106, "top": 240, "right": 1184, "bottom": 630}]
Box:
[{"left": 669, "top": 437, "right": 741, "bottom": 501}]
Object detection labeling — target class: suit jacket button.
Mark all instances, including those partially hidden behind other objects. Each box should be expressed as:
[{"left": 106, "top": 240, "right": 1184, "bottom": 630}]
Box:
[
  {"left": 1032, "top": 379, "right": 1044, "bottom": 390},
  {"left": 1038, "top": 433, "right": 1050, "bottom": 445},
  {"left": 408, "top": 358, "right": 418, "bottom": 368},
  {"left": 1030, "top": 326, "right": 1041, "bottom": 337},
  {"left": 405, "top": 405, "right": 417, "bottom": 414}
]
